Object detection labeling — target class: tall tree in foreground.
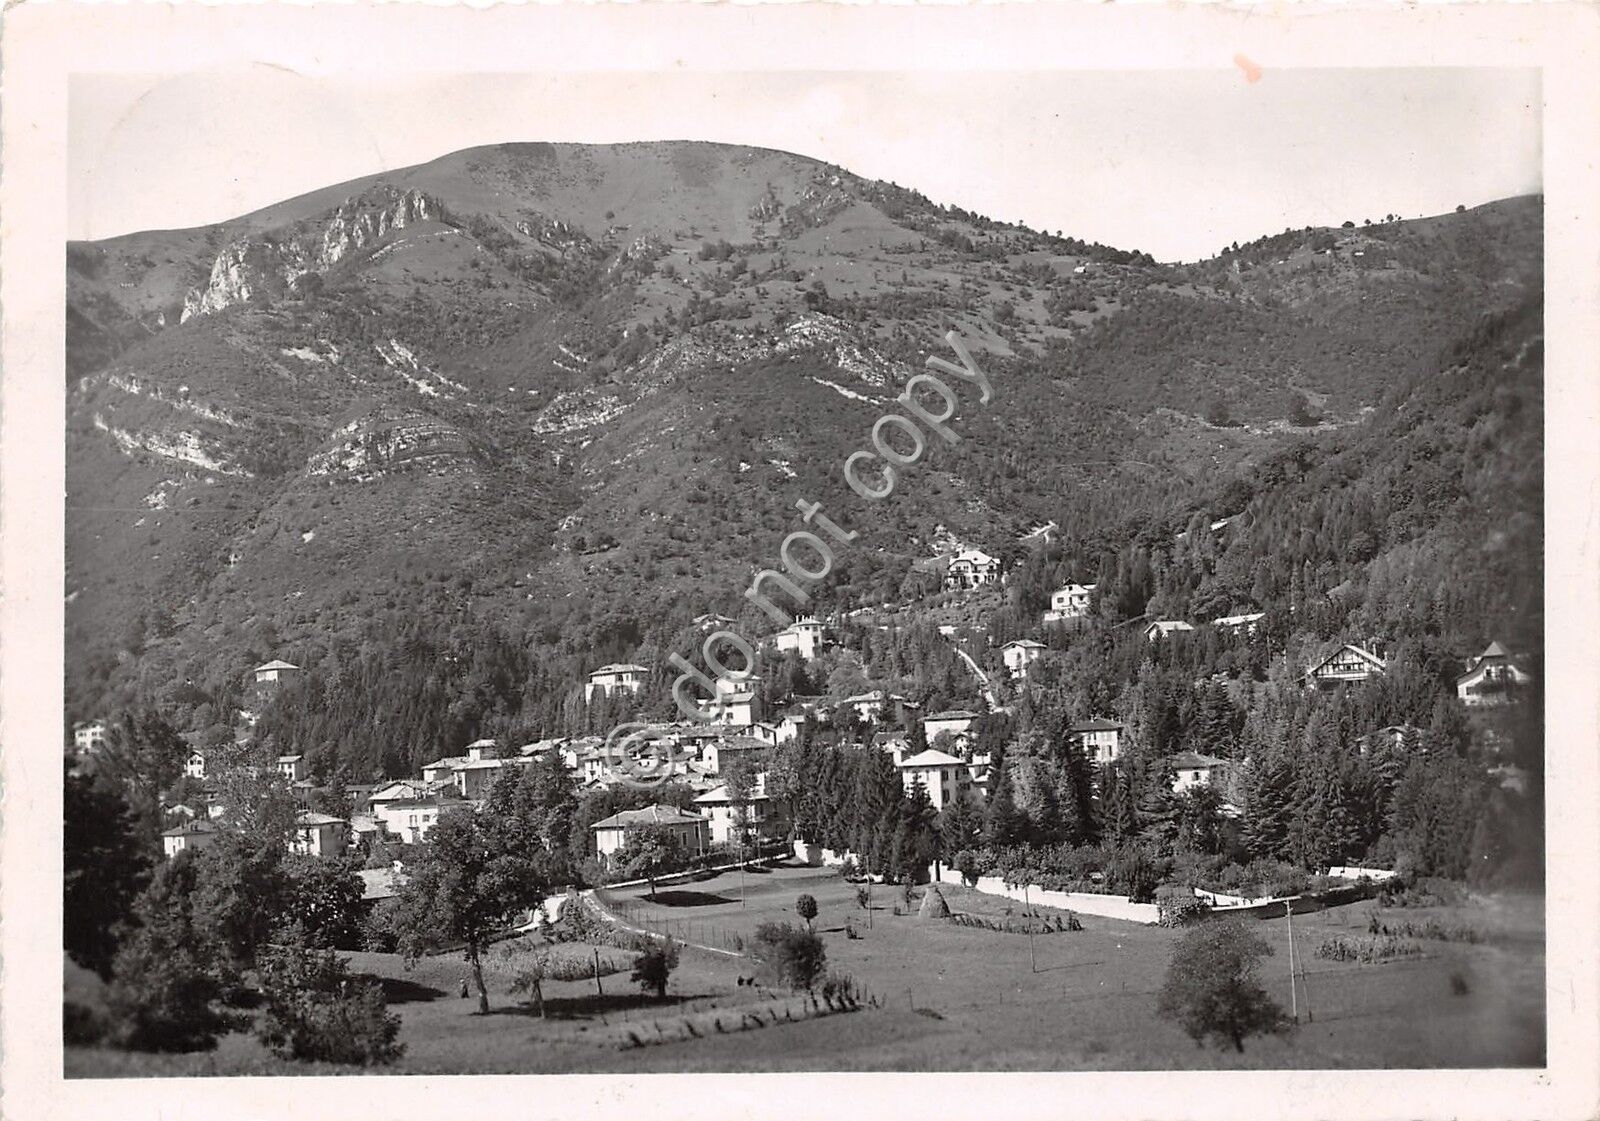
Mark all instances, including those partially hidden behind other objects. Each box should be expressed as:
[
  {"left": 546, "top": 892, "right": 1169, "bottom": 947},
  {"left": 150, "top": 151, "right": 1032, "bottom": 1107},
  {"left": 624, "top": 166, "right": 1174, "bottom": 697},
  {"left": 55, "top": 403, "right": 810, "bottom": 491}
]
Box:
[
  {"left": 64, "top": 764, "right": 151, "bottom": 977},
  {"left": 619, "top": 823, "right": 690, "bottom": 897},
  {"left": 1157, "top": 920, "right": 1290, "bottom": 1053},
  {"left": 391, "top": 811, "right": 548, "bottom": 1014}
]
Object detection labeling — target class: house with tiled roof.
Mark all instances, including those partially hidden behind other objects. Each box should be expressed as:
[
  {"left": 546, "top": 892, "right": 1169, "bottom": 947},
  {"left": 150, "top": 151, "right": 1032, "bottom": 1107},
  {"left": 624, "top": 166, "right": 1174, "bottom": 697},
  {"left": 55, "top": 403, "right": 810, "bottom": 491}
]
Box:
[
  {"left": 161, "top": 819, "right": 219, "bottom": 859},
  {"left": 585, "top": 663, "right": 648, "bottom": 703},
  {"left": 1166, "top": 752, "right": 1231, "bottom": 793},
  {"left": 590, "top": 804, "right": 709, "bottom": 864},
  {"left": 291, "top": 811, "right": 349, "bottom": 857},
  {"left": 1070, "top": 717, "right": 1126, "bottom": 765},
  {"left": 896, "top": 748, "right": 972, "bottom": 810},
  {"left": 1000, "top": 639, "right": 1046, "bottom": 678}
]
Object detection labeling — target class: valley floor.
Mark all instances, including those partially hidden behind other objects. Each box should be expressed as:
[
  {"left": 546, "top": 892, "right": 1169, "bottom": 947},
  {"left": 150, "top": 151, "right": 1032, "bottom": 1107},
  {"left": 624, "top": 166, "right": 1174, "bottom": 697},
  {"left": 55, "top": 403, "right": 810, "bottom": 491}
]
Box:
[{"left": 66, "top": 864, "right": 1545, "bottom": 1076}]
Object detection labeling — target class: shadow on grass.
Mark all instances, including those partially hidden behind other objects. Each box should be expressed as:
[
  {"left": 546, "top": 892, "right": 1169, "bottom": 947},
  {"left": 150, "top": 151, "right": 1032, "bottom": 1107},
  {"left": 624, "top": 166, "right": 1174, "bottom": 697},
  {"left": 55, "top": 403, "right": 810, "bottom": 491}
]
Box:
[
  {"left": 642, "top": 890, "right": 739, "bottom": 908},
  {"left": 490, "top": 991, "right": 720, "bottom": 1020},
  {"left": 369, "top": 976, "right": 448, "bottom": 1005}
]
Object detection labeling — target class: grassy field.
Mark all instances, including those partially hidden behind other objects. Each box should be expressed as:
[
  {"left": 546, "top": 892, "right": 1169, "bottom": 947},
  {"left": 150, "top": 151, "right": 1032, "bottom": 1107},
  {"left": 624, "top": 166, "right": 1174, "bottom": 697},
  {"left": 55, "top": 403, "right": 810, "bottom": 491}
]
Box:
[{"left": 65, "top": 861, "right": 1545, "bottom": 1076}]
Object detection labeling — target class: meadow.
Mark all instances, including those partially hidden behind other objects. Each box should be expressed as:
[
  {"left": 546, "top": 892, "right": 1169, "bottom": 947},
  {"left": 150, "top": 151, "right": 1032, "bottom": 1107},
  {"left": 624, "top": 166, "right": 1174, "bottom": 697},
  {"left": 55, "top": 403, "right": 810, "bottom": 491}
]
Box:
[{"left": 66, "top": 861, "right": 1545, "bottom": 1076}]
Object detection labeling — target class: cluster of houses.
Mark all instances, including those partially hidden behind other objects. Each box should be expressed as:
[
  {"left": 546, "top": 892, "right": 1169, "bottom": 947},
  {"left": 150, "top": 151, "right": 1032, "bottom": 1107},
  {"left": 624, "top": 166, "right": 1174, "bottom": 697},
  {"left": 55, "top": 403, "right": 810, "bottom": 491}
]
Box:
[{"left": 82, "top": 606, "right": 1535, "bottom": 883}]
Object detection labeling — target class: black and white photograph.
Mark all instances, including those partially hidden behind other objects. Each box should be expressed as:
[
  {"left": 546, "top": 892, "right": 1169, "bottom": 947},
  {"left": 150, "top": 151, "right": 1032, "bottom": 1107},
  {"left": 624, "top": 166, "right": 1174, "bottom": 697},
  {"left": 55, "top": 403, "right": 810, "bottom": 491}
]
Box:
[{"left": 4, "top": 4, "right": 1599, "bottom": 1119}]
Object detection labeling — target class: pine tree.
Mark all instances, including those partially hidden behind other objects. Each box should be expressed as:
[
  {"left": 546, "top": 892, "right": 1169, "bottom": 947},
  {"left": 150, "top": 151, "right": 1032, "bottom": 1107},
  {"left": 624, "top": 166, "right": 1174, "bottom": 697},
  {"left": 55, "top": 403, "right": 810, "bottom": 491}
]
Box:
[{"left": 983, "top": 759, "right": 1024, "bottom": 848}]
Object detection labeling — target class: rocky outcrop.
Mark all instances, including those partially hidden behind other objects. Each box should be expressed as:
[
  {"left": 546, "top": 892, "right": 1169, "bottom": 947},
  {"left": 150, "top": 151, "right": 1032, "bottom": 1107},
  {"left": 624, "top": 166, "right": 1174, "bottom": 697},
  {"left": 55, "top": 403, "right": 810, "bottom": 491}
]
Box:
[
  {"left": 181, "top": 188, "right": 444, "bottom": 322},
  {"left": 306, "top": 410, "right": 479, "bottom": 482}
]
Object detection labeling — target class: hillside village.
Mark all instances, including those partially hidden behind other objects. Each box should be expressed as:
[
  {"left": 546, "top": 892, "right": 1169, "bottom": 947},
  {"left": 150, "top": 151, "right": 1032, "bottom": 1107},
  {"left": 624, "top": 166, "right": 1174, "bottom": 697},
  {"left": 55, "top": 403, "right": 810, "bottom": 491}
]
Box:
[{"left": 60, "top": 140, "right": 1546, "bottom": 1075}]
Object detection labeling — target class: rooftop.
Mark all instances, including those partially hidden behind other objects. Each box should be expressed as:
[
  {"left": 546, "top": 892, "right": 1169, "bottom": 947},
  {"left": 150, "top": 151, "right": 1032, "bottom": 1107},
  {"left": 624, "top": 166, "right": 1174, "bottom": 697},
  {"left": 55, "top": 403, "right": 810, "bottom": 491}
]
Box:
[
  {"left": 255, "top": 659, "right": 300, "bottom": 672},
  {"left": 898, "top": 749, "right": 967, "bottom": 769},
  {"left": 1166, "top": 751, "right": 1231, "bottom": 769},
  {"left": 590, "top": 804, "right": 708, "bottom": 830},
  {"left": 590, "top": 663, "right": 648, "bottom": 676}
]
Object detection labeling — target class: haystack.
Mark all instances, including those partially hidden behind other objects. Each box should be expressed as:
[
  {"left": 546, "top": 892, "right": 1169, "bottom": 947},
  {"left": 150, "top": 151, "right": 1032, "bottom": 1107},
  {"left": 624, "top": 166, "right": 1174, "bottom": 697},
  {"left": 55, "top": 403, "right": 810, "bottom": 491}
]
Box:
[{"left": 917, "top": 885, "right": 951, "bottom": 920}]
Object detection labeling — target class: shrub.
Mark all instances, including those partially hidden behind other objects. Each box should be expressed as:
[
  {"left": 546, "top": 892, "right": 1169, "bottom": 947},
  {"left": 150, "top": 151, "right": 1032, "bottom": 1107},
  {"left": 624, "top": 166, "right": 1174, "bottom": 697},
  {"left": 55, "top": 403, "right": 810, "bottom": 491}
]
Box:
[
  {"left": 954, "top": 849, "right": 983, "bottom": 887},
  {"left": 1314, "top": 935, "right": 1423, "bottom": 964},
  {"left": 1156, "top": 886, "right": 1210, "bottom": 928},
  {"left": 855, "top": 886, "right": 871, "bottom": 911},
  {"left": 254, "top": 944, "right": 403, "bottom": 1065},
  {"left": 796, "top": 893, "right": 819, "bottom": 929},
  {"left": 1449, "top": 969, "right": 1472, "bottom": 996},
  {"left": 631, "top": 940, "right": 680, "bottom": 999},
  {"left": 751, "top": 922, "right": 828, "bottom": 992},
  {"left": 1157, "top": 920, "right": 1290, "bottom": 1053},
  {"left": 105, "top": 928, "right": 225, "bottom": 1053},
  {"left": 818, "top": 972, "right": 860, "bottom": 1009}
]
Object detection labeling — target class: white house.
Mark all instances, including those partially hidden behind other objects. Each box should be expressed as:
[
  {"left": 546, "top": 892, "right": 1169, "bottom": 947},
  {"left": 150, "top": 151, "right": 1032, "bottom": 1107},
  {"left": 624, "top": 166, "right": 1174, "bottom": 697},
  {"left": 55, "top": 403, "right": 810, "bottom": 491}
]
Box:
[
  {"left": 701, "top": 735, "right": 767, "bottom": 777},
  {"left": 1167, "top": 752, "right": 1230, "bottom": 793},
  {"left": 1305, "top": 643, "right": 1387, "bottom": 689},
  {"left": 591, "top": 804, "right": 709, "bottom": 865},
  {"left": 896, "top": 748, "right": 972, "bottom": 811},
  {"left": 72, "top": 719, "right": 108, "bottom": 754},
  {"left": 693, "top": 783, "right": 772, "bottom": 846},
  {"left": 373, "top": 792, "right": 472, "bottom": 844},
  {"left": 585, "top": 663, "right": 648, "bottom": 703},
  {"left": 1144, "top": 620, "right": 1195, "bottom": 642},
  {"left": 276, "top": 754, "right": 308, "bottom": 782},
  {"left": 1000, "top": 639, "right": 1045, "bottom": 678},
  {"left": 1455, "top": 641, "right": 1532, "bottom": 707},
  {"left": 1212, "top": 611, "right": 1265, "bottom": 637},
  {"left": 772, "top": 711, "right": 810, "bottom": 744},
  {"left": 291, "top": 811, "right": 349, "bottom": 857},
  {"left": 183, "top": 748, "right": 208, "bottom": 780},
  {"left": 254, "top": 659, "right": 301, "bottom": 686},
  {"left": 922, "top": 709, "right": 979, "bottom": 743},
  {"left": 712, "top": 690, "right": 762, "bottom": 728},
  {"left": 770, "top": 617, "right": 828, "bottom": 661},
  {"left": 1070, "top": 718, "right": 1125, "bottom": 765},
  {"left": 1045, "top": 583, "right": 1096, "bottom": 622},
  {"left": 161, "top": 819, "right": 219, "bottom": 859},
  {"left": 839, "top": 690, "right": 916, "bottom": 725},
  {"left": 945, "top": 548, "right": 1002, "bottom": 590}
]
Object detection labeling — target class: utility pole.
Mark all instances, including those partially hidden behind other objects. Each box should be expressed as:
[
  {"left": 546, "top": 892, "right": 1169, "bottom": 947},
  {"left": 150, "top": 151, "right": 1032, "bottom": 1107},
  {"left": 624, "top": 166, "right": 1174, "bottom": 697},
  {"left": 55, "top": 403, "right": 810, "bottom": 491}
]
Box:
[
  {"left": 1284, "top": 900, "right": 1298, "bottom": 1023},
  {"left": 1023, "top": 882, "right": 1037, "bottom": 973},
  {"left": 594, "top": 947, "right": 604, "bottom": 999},
  {"left": 1288, "top": 899, "right": 1313, "bottom": 1022}
]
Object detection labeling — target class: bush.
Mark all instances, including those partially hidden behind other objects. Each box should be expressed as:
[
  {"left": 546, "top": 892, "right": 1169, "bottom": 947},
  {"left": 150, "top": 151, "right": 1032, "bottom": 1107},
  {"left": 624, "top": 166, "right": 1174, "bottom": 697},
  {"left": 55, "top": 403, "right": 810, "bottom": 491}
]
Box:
[
  {"left": 751, "top": 922, "right": 828, "bottom": 992},
  {"left": 796, "top": 893, "right": 819, "bottom": 929},
  {"left": 631, "top": 940, "right": 680, "bottom": 999},
  {"left": 254, "top": 943, "right": 403, "bottom": 1065},
  {"left": 1157, "top": 920, "right": 1290, "bottom": 1052},
  {"left": 1156, "top": 886, "right": 1210, "bottom": 928},
  {"left": 1315, "top": 935, "right": 1423, "bottom": 963},
  {"left": 105, "top": 928, "right": 225, "bottom": 1053}
]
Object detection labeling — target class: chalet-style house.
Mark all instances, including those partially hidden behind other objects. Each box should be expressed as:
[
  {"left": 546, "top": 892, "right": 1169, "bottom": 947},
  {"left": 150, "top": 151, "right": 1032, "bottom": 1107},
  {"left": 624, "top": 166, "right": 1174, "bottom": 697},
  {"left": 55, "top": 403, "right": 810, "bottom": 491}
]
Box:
[
  {"left": 591, "top": 804, "right": 709, "bottom": 864},
  {"left": 276, "top": 754, "right": 309, "bottom": 782},
  {"left": 184, "top": 747, "right": 208, "bottom": 779},
  {"left": 770, "top": 617, "right": 829, "bottom": 661},
  {"left": 585, "top": 663, "right": 648, "bottom": 702},
  {"left": 1070, "top": 718, "right": 1125, "bottom": 765},
  {"left": 1044, "top": 583, "right": 1096, "bottom": 622},
  {"left": 923, "top": 709, "right": 979, "bottom": 743},
  {"left": 1305, "top": 643, "right": 1387, "bottom": 689},
  {"left": 1144, "top": 620, "right": 1195, "bottom": 642},
  {"left": 253, "top": 659, "right": 301, "bottom": 686},
  {"left": 944, "top": 548, "right": 1002, "bottom": 590},
  {"left": 1167, "top": 752, "right": 1230, "bottom": 793},
  {"left": 1455, "top": 641, "right": 1533, "bottom": 707},
  {"left": 896, "top": 748, "right": 973, "bottom": 811},
  {"left": 1000, "top": 639, "right": 1045, "bottom": 678}
]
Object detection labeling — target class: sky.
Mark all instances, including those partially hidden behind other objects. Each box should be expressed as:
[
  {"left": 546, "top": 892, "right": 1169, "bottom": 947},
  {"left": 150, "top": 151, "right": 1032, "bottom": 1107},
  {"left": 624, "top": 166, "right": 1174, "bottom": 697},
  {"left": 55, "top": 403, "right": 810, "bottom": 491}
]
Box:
[{"left": 69, "top": 67, "right": 1541, "bottom": 263}]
